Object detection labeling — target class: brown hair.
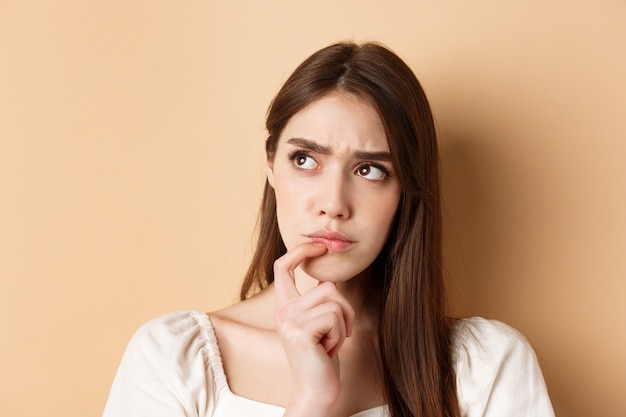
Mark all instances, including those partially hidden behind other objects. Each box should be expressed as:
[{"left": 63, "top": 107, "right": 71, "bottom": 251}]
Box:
[{"left": 240, "top": 42, "right": 459, "bottom": 417}]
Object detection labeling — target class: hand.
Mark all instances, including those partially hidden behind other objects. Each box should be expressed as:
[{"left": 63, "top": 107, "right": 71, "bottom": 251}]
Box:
[{"left": 274, "top": 242, "right": 355, "bottom": 415}]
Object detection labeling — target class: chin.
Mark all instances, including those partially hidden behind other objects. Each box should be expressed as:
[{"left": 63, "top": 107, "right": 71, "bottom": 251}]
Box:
[{"left": 301, "top": 255, "right": 368, "bottom": 283}]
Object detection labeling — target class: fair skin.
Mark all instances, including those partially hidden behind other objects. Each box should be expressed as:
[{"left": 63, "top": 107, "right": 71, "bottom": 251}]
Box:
[{"left": 210, "top": 91, "right": 401, "bottom": 417}]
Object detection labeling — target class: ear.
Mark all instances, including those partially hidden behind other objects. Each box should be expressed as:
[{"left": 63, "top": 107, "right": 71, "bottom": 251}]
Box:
[{"left": 265, "top": 152, "right": 275, "bottom": 188}]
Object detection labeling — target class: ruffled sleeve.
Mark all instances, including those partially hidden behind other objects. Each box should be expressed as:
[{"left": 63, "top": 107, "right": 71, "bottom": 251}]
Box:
[
  {"left": 103, "top": 311, "right": 215, "bottom": 417},
  {"left": 453, "top": 317, "right": 555, "bottom": 417}
]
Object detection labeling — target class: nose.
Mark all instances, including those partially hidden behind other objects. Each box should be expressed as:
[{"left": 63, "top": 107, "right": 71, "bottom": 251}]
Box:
[{"left": 316, "top": 171, "right": 351, "bottom": 219}]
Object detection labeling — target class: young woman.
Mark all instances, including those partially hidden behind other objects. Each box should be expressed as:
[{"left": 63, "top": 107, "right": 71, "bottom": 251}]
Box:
[{"left": 103, "top": 42, "right": 555, "bottom": 417}]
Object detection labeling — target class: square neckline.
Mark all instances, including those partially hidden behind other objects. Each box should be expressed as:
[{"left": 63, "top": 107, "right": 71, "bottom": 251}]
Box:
[{"left": 198, "top": 312, "right": 388, "bottom": 417}]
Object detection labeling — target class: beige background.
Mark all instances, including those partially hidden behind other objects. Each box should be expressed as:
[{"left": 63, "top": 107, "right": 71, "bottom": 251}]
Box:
[{"left": 1, "top": 1, "right": 624, "bottom": 416}]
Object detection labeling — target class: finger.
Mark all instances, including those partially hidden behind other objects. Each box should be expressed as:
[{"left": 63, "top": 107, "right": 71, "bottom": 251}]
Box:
[
  {"left": 292, "top": 281, "right": 355, "bottom": 338},
  {"left": 313, "top": 306, "right": 347, "bottom": 358},
  {"left": 287, "top": 301, "right": 348, "bottom": 356},
  {"left": 274, "top": 242, "right": 327, "bottom": 306}
]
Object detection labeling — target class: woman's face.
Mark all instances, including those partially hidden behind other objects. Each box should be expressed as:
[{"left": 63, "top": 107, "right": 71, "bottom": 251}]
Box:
[{"left": 266, "top": 91, "right": 401, "bottom": 283}]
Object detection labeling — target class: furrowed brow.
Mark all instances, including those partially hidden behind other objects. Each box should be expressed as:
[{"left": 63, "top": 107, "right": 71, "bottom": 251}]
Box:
[
  {"left": 353, "top": 150, "right": 392, "bottom": 161},
  {"left": 286, "top": 137, "right": 391, "bottom": 161},
  {"left": 286, "top": 138, "right": 331, "bottom": 154}
]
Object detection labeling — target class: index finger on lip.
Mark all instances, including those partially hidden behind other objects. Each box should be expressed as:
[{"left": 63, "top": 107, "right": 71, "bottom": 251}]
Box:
[{"left": 273, "top": 242, "right": 327, "bottom": 306}]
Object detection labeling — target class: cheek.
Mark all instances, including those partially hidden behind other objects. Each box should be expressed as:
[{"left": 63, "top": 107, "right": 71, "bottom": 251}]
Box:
[
  {"left": 273, "top": 166, "right": 316, "bottom": 215},
  {"left": 367, "top": 191, "right": 400, "bottom": 230},
  {"left": 375, "top": 201, "right": 401, "bottom": 247},
  {"left": 273, "top": 180, "right": 307, "bottom": 248},
  {"left": 274, "top": 180, "right": 302, "bottom": 218}
]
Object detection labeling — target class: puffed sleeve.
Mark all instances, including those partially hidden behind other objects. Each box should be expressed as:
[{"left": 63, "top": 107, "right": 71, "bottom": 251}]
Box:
[
  {"left": 453, "top": 317, "right": 555, "bottom": 417},
  {"left": 103, "top": 311, "right": 215, "bottom": 417}
]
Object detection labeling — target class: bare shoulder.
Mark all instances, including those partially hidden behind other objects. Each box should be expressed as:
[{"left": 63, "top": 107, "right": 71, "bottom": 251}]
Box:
[
  {"left": 208, "top": 287, "right": 292, "bottom": 406},
  {"left": 208, "top": 289, "right": 280, "bottom": 368},
  {"left": 209, "top": 286, "right": 276, "bottom": 330}
]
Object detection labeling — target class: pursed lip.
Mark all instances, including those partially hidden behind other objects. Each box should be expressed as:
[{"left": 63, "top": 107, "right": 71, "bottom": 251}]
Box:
[{"left": 306, "top": 229, "right": 355, "bottom": 252}]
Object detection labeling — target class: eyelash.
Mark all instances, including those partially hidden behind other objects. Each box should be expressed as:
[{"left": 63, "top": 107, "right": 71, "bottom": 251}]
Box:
[
  {"left": 357, "top": 163, "right": 391, "bottom": 181},
  {"left": 288, "top": 151, "right": 316, "bottom": 168},
  {"left": 287, "top": 150, "right": 391, "bottom": 181}
]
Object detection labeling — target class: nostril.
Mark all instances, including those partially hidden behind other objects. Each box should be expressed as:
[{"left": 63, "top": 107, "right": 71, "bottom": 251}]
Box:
[{"left": 319, "top": 208, "right": 347, "bottom": 219}]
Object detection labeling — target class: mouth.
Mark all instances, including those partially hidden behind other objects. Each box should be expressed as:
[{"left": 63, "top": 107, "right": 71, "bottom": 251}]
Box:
[{"left": 306, "top": 230, "right": 355, "bottom": 252}]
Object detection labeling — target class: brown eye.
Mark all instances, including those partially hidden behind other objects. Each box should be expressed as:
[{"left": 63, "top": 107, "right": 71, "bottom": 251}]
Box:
[
  {"left": 289, "top": 152, "right": 317, "bottom": 170},
  {"left": 356, "top": 164, "right": 387, "bottom": 180}
]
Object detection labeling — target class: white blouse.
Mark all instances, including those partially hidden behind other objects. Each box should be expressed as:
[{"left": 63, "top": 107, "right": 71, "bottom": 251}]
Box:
[{"left": 103, "top": 311, "right": 555, "bottom": 417}]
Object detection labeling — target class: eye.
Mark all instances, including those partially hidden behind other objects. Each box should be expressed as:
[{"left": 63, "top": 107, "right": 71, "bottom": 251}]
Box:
[
  {"left": 289, "top": 151, "right": 318, "bottom": 170},
  {"left": 356, "top": 164, "right": 389, "bottom": 181}
]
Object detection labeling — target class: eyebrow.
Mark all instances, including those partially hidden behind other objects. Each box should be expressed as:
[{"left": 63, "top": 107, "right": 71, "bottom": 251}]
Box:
[{"left": 286, "top": 138, "right": 392, "bottom": 161}]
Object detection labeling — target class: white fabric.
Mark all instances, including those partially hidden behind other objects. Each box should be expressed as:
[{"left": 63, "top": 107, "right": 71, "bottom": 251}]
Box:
[{"left": 103, "top": 311, "right": 555, "bottom": 417}]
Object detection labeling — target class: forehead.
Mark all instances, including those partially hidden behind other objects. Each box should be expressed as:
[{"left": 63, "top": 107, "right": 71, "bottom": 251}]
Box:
[{"left": 278, "top": 91, "right": 388, "bottom": 152}]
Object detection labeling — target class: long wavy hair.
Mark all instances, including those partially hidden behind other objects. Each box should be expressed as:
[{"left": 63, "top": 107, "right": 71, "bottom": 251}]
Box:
[{"left": 240, "top": 42, "right": 459, "bottom": 417}]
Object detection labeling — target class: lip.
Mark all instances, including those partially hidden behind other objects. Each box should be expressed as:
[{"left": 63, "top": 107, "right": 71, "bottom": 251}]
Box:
[{"left": 306, "top": 230, "right": 355, "bottom": 252}]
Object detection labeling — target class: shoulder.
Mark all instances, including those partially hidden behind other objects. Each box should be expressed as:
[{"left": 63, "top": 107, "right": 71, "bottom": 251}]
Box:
[
  {"left": 123, "top": 310, "right": 215, "bottom": 366},
  {"left": 103, "top": 311, "right": 217, "bottom": 417},
  {"left": 129, "top": 310, "right": 213, "bottom": 350},
  {"left": 452, "top": 316, "right": 531, "bottom": 360},
  {"left": 124, "top": 310, "right": 221, "bottom": 381},
  {"left": 452, "top": 317, "right": 555, "bottom": 417}
]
